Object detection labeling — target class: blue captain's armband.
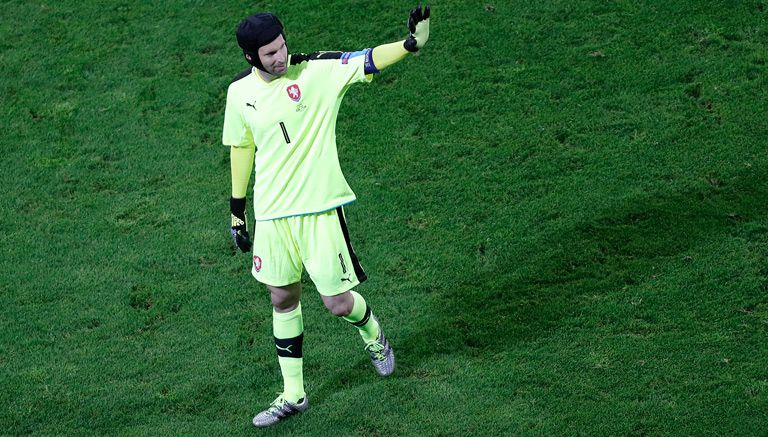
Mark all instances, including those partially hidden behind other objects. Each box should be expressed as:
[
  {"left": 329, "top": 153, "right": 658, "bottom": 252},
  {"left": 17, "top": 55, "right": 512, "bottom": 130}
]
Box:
[
  {"left": 363, "top": 48, "right": 379, "bottom": 74},
  {"left": 340, "top": 48, "right": 379, "bottom": 74}
]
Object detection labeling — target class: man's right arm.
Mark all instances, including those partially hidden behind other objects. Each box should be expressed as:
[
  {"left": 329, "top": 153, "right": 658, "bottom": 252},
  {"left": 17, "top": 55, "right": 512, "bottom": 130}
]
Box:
[
  {"left": 229, "top": 144, "right": 255, "bottom": 252},
  {"left": 231, "top": 145, "right": 254, "bottom": 199},
  {"left": 223, "top": 80, "right": 256, "bottom": 253}
]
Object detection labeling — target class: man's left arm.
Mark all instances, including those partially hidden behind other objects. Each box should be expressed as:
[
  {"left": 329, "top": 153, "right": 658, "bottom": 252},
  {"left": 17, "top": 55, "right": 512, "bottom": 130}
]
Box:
[
  {"left": 290, "top": 6, "right": 429, "bottom": 85},
  {"left": 369, "top": 5, "right": 430, "bottom": 73}
]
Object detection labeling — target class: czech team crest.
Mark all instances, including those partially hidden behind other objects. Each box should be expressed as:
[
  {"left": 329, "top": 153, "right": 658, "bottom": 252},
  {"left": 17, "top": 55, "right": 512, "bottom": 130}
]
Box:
[
  {"left": 286, "top": 84, "right": 301, "bottom": 102},
  {"left": 253, "top": 255, "right": 262, "bottom": 272}
]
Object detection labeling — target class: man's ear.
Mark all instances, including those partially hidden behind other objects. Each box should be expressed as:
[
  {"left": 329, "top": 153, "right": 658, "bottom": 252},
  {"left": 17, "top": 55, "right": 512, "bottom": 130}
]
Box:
[{"left": 245, "top": 53, "right": 253, "bottom": 61}]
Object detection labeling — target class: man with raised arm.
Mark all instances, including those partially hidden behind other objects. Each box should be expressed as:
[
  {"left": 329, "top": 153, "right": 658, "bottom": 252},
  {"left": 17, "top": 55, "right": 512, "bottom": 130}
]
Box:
[{"left": 222, "top": 5, "right": 430, "bottom": 427}]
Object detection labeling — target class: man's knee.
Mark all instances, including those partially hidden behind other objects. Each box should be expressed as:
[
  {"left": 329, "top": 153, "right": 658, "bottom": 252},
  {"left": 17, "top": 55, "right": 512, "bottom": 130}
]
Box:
[
  {"left": 322, "top": 292, "right": 353, "bottom": 317},
  {"left": 269, "top": 283, "right": 301, "bottom": 312},
  {"left": 271, "top": 295, "right": 299, "bottom": 312}
]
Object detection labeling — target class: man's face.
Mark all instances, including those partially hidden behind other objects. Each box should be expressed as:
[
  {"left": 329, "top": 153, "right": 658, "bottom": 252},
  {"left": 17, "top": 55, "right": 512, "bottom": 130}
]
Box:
[{"left": 257, "top": 34, "right": 288, "bottom": 76}]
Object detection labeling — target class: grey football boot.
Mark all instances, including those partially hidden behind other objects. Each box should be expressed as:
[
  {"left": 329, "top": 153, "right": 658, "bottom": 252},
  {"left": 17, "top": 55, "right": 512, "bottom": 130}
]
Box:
[
  {"left": 364, "top": 316, "right": 395, "bottom": 376},
  {"left": 252, "top": 394, "right": 308, "bottom": 428}
]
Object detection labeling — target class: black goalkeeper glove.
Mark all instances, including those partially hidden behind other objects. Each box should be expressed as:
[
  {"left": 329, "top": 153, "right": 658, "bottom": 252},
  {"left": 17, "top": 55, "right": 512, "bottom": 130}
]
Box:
[
  {"left": 403, "top": 4, "right": 431, "bottom": 53},
  {"left": 230, "top": 197, "right": 252, "bottom": 252}
]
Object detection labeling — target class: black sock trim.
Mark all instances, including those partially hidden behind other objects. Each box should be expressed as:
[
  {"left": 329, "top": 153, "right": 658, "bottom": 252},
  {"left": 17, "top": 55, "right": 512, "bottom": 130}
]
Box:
[
  {"left": 274, "top": 333, "right": 304, "bottom": 358},
  {"left": 351, "top": 305, "right": 372, "bottom": 327}
]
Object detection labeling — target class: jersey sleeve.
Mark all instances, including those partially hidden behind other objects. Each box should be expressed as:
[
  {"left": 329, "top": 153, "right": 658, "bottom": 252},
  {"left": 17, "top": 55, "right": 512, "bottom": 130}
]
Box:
[
  {"left": 222, "top": 84, "right": 255, "bottom": 148},
  {"left": 325, "top": 49, "right": 374, "bottom": 92}
]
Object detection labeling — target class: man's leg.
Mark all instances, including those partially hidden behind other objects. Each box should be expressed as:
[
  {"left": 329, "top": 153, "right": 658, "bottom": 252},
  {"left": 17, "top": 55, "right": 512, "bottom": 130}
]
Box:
[
  {"left": 252, "top": 282, "right": 308, "bottom": 427},
  {"left": 299, "top": 209, "right": 395, "bottom": 376},
  {"left": 322, "top": 291, "right": 395, "bottom": 376},
  {"left": 321, "top": 290, "right": 379, "bottom": 342},
  {"left": 269, "top": 283, "right": 305, "bottom": 403},
  {"left": 249, "top": 216, "right": 309, "bottom": 427}
]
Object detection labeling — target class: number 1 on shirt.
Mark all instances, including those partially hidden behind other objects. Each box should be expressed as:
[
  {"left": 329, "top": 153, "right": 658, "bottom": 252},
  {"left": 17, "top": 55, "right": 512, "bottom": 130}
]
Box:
[{"left": 279, "top": 122, "right": 291, "bottom": 144}]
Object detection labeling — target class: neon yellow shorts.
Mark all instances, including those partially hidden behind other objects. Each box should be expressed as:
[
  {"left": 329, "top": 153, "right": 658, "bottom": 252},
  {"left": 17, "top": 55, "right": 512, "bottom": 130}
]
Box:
[{"left": 251, "top": 207, "right": 367, "bottom": 296}]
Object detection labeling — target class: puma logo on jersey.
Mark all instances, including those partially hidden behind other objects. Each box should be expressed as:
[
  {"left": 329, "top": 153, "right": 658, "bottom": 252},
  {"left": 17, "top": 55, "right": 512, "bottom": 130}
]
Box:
[{"left": 246, "top": 101, "right": 257, "bottom": 111}]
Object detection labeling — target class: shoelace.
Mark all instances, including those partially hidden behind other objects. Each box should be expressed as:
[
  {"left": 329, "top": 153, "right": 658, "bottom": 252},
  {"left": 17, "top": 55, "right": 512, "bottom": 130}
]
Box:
[
  {"left": 366, "top": 342, "right": 386, "bottom": 361},
  {"left": 267, "top": 395, "right": 287, "bottom": 415}
]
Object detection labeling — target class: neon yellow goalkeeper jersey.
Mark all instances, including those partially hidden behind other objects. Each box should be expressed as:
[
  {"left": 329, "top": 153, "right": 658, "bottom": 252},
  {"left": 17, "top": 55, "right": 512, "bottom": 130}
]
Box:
[{"left": 222, "top": 52, "right": 372, "bottom": 221}]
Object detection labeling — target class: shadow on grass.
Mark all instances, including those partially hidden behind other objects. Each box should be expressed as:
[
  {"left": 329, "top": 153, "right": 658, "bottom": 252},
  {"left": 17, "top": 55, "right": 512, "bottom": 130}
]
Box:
[
  {"left": 305, "top": 164, "right": 767, "bottom": 405},
  {"left": 395, "top": 164, "right": 768, "bottom": 370}
]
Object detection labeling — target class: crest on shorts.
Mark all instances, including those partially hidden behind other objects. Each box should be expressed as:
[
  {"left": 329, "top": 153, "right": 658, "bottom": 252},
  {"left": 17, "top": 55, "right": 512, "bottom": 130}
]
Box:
[
  {"left": 253, "top": 255, "right": 262, "bottom": 272},
  {"left": 286, "top": 84, "right": 301, "bottom": 102}
]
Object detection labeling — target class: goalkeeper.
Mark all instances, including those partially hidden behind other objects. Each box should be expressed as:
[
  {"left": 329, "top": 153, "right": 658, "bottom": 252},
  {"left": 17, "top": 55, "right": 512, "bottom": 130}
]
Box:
[{"left": 222, "top": 5, "right": 430, "bottom": 428}]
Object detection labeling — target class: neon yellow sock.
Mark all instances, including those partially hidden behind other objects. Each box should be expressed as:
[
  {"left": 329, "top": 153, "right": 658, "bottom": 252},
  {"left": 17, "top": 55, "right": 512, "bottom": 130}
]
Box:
[
  {"left": 342, "top": 291, "right": 380, "bottom": 343},
  {"left": 273, "top": 304, "right": 305, "bottom": 403}
]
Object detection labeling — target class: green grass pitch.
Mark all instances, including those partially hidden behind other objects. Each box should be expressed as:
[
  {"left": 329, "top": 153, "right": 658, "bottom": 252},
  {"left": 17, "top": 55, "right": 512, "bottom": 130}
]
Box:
[{"left": 1, "top": 0, "right": 767, "bottom": 434}]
